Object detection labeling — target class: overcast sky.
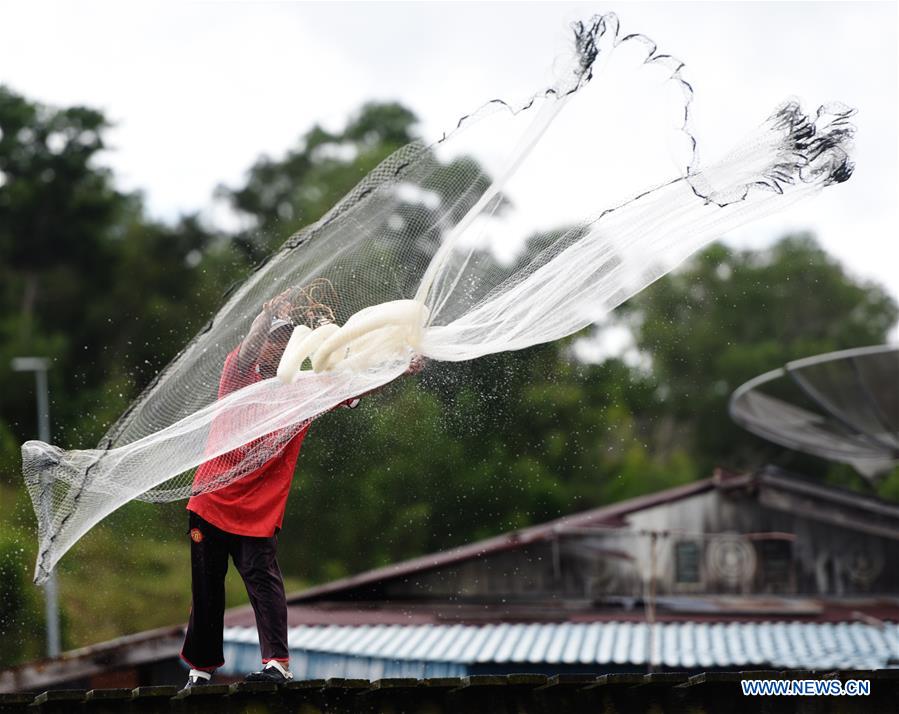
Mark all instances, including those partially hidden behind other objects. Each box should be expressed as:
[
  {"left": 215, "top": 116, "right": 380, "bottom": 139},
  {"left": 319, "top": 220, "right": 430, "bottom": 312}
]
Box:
[{"left": 1, "top": 1, "right": 897, "bottom": 304}]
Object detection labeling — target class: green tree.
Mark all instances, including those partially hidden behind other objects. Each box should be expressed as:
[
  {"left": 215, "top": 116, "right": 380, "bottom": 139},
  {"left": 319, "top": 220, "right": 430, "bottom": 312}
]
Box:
[
  {"left": 0, "top": 87, "right": 121, "bottom": 333},
  {"left": 0, "top": 86, "right": 243, "bottom": 466},
  {"left": 219, "top": 102, "right": 419, "bottom": 261},
  {"left": 0, "top": 87, "right": 249, "bottom": 658},
  {"left": 0, "top": 86, "right": 127, "bottom": 471},
  {"left": 0, "top": 528, "right": 45, "bottom": 666},
  {"left": 620, "top": 234, "right": 899, "bottom": 477}
]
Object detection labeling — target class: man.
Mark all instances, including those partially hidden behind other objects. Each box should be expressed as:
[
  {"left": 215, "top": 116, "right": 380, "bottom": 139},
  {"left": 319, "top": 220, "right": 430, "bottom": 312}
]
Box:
[{"left": 179, "top": 291, "right": 421, "bottom": 688}]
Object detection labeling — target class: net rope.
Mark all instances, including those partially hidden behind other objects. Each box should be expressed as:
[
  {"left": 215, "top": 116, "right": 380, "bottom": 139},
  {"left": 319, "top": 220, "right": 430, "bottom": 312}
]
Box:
[{"left": 23, "top": 14, "right": 855, "bottom": 583}]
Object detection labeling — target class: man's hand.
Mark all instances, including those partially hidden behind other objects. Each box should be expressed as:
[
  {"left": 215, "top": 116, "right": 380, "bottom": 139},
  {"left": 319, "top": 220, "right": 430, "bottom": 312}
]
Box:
[
  {"left": 345, "top": 355, "right": 426, "bottom": 405},
  {"left": 239, "top": 289, "right": 297, "bottom": 372},
  {"left": 405, "top": 354, "right": 426, "bottom": 376}
]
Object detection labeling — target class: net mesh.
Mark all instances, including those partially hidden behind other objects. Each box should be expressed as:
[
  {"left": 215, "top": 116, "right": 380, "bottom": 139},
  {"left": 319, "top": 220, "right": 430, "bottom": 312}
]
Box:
[
  {"left": 23, "top": 13, "right": 856, "bottom": 583},
  {"left": 730, "top": 346, "right": 899, "bottom": 478}
]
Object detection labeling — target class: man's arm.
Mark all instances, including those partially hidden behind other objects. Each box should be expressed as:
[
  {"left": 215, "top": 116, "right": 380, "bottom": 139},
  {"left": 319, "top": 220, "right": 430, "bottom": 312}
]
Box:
[
  {"left": 237, "top": 291, "right": 295, "bottom": 373},
  {"left": 237, "top": 312, "right": 271, "bottom": 374}
]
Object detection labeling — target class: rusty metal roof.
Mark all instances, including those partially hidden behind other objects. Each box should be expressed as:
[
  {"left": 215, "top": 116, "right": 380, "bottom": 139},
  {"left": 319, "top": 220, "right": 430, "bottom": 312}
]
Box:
[
  {"left": 279, "top": 466, "right": 899, "bottom": 608},
  {"left": 284, "top": 478, "right": 720, "bottom": 606}
]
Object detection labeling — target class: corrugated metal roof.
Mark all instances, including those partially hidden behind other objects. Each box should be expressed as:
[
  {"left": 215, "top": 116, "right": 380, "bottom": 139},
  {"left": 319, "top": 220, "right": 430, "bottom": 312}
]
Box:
[{"left": 223, "top": 621, "right": 899, "bottom": 672}]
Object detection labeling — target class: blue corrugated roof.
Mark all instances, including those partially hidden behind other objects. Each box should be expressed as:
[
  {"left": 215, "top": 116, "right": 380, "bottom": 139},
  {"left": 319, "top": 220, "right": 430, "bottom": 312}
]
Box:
[{"left": 220, "top": 621, "right": 899, "bottom": 677}]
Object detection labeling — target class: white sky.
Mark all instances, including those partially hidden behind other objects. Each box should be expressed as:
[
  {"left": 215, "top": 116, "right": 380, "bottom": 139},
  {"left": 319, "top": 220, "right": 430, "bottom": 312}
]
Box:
[{"left": 1, "top": 1, "right": 897, "bottom": 303}]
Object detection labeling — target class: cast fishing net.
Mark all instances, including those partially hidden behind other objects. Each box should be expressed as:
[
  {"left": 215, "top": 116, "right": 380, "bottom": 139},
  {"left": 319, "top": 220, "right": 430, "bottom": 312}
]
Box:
[{"left": 23, "top": 14, "right": 856, "bottom": 583}]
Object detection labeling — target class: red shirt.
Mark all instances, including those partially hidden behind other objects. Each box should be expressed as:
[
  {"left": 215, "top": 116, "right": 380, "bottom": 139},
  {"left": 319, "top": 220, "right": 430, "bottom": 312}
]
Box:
[{"left": 187, "top": 347, "right": 309, "bottom": 537}]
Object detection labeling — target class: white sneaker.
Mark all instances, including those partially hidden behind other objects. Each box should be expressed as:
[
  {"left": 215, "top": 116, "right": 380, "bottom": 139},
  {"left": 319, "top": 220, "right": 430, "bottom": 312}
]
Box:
[{"left": 181, "top": 668, "right": 213, "bottom": 691}]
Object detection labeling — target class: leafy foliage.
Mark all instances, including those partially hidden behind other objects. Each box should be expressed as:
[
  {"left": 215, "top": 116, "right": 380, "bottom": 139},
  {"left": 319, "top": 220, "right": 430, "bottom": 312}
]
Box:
[{"left": 619, "top": 238, "right": 898, "bottom": 475}]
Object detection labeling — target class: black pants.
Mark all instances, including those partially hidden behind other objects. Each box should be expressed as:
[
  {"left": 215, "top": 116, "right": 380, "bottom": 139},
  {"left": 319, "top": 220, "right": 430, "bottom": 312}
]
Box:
[{"left": 180, "top": 511, "right": 289, "bottom": 670}]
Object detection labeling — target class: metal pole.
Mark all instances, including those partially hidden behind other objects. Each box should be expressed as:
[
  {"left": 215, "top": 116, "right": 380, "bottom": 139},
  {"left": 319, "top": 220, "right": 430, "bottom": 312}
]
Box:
[
  {"left": 12, "top": 357, "right": 61, "bottom": 658},
  {"left": 35, "top": 368, "right": 50, "bottom": 443}
]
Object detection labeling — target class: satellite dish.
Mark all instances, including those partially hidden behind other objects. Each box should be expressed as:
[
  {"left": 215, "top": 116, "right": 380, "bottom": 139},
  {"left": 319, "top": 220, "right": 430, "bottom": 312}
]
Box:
[{"left": 729, "top": 345, "right": 899, "bottom": 479}]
